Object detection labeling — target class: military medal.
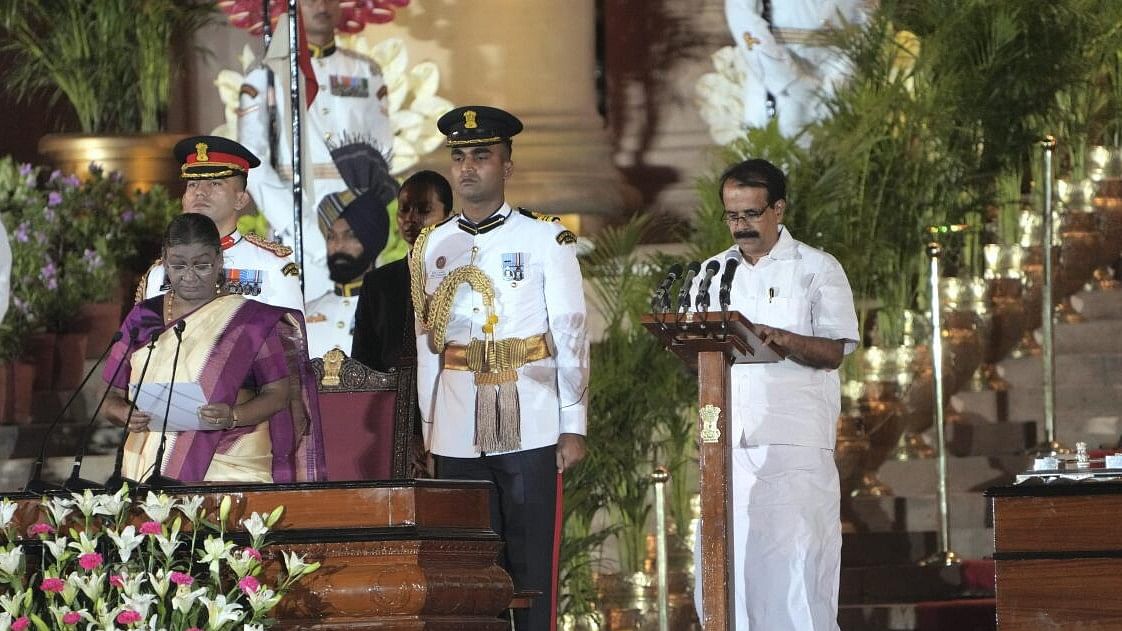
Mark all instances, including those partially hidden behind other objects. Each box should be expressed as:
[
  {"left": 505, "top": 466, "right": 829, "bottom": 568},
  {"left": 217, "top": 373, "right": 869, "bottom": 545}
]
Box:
[{"left": 501, "top": 252, "right": 525, "bottom": 281}]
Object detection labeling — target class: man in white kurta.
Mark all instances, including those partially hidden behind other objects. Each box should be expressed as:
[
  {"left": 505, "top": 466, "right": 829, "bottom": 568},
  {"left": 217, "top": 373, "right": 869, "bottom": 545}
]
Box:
[
  {"left": 237, "top": 0, "right": 393, "bottom": 301},
  {"left": 137, "top": 136, "right": 304, "bottom": 313},
  {"left": 694, "top": 158, "right": 858, "bottom": 630},
  {"left": 412, "top": 106, "right": 589, "bottom": 630}
]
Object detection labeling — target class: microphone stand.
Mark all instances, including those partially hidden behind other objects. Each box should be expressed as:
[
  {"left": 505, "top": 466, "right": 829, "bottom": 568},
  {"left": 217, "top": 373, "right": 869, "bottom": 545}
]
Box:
[
  {"left": 25, "top": 330, "right": 124, "bottom": 494},
  {"left": 104, "top": 331, "right": 161, "bottom": 493},
  {"left": 63, "top": 330, "right": 137, "bottom": 491},
  {"left": 145, "top": 321, "right": 186, "bottom": 489}
]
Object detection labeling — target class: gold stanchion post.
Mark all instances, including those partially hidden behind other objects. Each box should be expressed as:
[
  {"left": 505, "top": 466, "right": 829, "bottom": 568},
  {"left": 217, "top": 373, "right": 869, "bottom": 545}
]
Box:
[
  {"left": 651, "top": 466, "right": 671, "bottom": 631},
  {"left": 1032, "top": 135, "right": 1068, "bottom": 456}
]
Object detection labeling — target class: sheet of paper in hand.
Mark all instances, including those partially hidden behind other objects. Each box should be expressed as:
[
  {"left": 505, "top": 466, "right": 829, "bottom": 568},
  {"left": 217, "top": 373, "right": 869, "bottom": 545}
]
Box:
[{"left": 130, "top": 382, "right": 211, "bottom": 432}]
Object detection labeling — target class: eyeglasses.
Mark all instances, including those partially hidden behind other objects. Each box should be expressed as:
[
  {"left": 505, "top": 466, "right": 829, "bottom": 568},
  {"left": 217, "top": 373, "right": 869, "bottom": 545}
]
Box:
[
  {"left": 724, "top": 206, "right": 772, "bottom": 223},
  {"left": 167, "top": 263, "right": 216, "bottom": 276}
]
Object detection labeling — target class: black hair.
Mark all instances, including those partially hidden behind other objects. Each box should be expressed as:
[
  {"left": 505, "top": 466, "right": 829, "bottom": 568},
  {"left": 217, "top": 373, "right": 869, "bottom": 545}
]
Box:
[
  {"left": 400, "top": 170, "right": 454, "bottom": 215},
  {"left": 717, "top": 158, "right": 787, "bottom": 205},
  {"left": 501, "top": 139, "right": 513, "bottom": 159},
  {"left": 163, "top": 212, "right": 221, "bottom": 254}
]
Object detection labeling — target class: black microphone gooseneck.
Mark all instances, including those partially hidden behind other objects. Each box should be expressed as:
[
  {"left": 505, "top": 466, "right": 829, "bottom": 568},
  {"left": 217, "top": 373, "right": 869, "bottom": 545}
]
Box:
[
  {"left": 675, "top": 261, "right": 702, "bottom": 314},
  {"left": 650, "top": 263, "right": 684, "bottom": 313},
  {"left": 63, "top": 329, "right": 137, "bottom": 491},
  {"left": 104, "top": 330, "right": 161, "bottom": 493},
  {"left": 145, "top": 320, "right": 186, "bottom": 489},
  {"left": 718, "top": 258, "right": 740, "bottom": 337},
  {"left": 694, "top": 260, "right": 722, "bottom": 313},
  {"left": 25, "top": 330, "right": 125, "bottom": 494}
]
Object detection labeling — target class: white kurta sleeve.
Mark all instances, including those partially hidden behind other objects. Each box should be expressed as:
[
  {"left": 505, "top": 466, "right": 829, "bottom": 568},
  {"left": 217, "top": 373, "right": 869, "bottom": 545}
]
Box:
[
  {"left": 544, "top": 226, "right": 590, "bottom": 436},
  {"left": 809, "top": 257, "right": 859, "bottom": 354}
]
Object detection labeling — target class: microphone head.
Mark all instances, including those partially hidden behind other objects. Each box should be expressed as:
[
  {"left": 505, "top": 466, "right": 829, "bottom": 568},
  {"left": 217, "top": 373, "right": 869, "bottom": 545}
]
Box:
[
  {"left": 721, "top": 257, "right": 740, "bottom": 282},
  {"left": 704, "top": 260, "right": 721, "bottom": 277},
  {"left": 111, "top": 331, "right": 125, "bottom": 343},
  {"left": 664, "top": 263, "right": 684, "bottom": 282},
  {"left": 174, "top": 320, "right": 186, "bottom": 337},
  {"left": 685, "top": 260, "right": 701, "bottom": 276},
  {"left": 149, "top": 331, "right": 161, "bottom": 344}
]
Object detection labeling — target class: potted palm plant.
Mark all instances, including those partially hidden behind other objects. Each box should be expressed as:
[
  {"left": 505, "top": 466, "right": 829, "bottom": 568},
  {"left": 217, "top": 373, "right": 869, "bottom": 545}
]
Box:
[{"left": 0, "top": 0, "right": 217, "bottom": 191}]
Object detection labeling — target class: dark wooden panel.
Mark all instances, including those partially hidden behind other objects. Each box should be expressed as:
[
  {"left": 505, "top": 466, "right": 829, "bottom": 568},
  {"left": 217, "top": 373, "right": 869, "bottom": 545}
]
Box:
[
  {"left": 993, "top": 495, "right": 1122, "bottom": 553},
  {"left": 997, "top": 559, "right": 1122, "bottom": 630}
]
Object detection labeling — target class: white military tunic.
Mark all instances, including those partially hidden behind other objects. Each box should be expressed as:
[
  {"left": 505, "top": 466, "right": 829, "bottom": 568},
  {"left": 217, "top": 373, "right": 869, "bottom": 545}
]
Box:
[
  {"left": 415, "top": 203, "right": 590, "bottom": 458},
  {"left": 238, "top": 40, "right": 393, "bottom": 301},
  {"left": 139, "top": 230, "right": 304, "bottom": 313},
  {"left": 692, "top": 227, "right": 858, "bottom": 630},
  {"left": 304, "top": 282, "right": 361, "bottom": 359}
]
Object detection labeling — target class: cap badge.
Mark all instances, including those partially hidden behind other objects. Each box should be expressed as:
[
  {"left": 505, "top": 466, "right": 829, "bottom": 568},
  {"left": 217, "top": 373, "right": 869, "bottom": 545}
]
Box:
[
  {"left": 195, "top": 142, "right": 209, "bottom": 162},
  {"left": 463, "top": 110, "right": 478, "bottom": 129}
]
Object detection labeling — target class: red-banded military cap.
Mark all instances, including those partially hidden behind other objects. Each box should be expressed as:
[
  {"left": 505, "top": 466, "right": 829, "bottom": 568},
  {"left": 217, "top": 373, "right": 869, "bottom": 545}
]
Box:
[
  {"left": 436, "top": 106, "right": 523, "bottom": 148},
  {"left": 173, "top": 135, "right": 261, "bottom": 180}
]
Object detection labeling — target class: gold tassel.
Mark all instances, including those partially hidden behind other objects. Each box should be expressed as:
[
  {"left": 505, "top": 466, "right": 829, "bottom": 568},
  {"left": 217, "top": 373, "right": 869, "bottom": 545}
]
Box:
[
  {"left": 475, "top": 383, "right": 501, "bottom": 452},
  {"left": 498, "top": 381, "right": 521, "bottom": 451},
  {"left": 474, "top": 370, "right": 521, "bottom": 452}
]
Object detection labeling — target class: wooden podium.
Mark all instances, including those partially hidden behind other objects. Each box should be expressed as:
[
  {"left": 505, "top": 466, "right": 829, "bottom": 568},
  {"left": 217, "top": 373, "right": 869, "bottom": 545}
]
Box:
[
  {"left": 641, "top": 310, "right": 782, "bottom": 630},
  {"left": 4, "top": 480, "right": 512, "bottom": 630}
]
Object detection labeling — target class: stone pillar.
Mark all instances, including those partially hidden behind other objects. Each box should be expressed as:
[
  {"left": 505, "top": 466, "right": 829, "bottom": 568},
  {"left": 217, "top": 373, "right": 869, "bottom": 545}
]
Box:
[{"left": 378, "top": 0, "right": 638, "bottom": 232}]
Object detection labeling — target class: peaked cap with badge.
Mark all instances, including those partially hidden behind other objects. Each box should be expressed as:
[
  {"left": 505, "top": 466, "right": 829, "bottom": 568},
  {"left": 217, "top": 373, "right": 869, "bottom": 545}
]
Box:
[
  {"left": 173, "top": 136, "right": 261, "bottom": 180},
  {"left": 436, "top": 106, "right": 523, "bottom": 148}
]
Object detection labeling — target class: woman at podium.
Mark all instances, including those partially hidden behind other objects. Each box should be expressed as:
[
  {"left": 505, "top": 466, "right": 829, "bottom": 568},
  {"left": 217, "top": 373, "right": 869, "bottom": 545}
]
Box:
[{"left": 101, "top": 213, "right": 325, "bottom": 483}]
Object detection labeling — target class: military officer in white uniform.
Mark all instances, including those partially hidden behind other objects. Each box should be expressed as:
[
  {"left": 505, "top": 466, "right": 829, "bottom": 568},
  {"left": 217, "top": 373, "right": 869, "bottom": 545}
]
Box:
[
  {"left": 305, "top": 188, "right": 389, "bottom": 358},
  {"left": 237, "top": 0, "right": 393, "bottom": 301},
  {"left": 136, "top": 136, "right": 304, "bottom": 313},
  {"left": 411, "top": 106, "right": 589, "bottom": 630}
]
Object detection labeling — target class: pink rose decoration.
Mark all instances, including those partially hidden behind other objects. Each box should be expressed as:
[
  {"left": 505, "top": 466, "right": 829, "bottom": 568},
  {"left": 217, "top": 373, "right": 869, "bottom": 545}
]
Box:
[
  {"left": 169, "top": 571, "right": 194, "bottom": 586},
  {"left": 109, "top": 574, "right": 125, "bottom": 589},
  {"left": 11, "top": 617, "right": 29, "bottom": 631},
  {"left": 40, "top": 577, "right": 66, "bottom": 593},
  {"left": 116, "top": 610, "right": 142, "bottom": 625},
  {"left": 238, "top": 575, "right": 261, "bottom": 594},
  {"left": 139, "top": 521, "right": 162, "bottom": 535},
  {"left": 242, "top": 546, "right": 262, "bottom": 561},
  {"left": 27, "top": 522, "right": 55, "bottom": 537},
  {"left": 62, "top": 611, "right": 82, "bottom": 625},
  {"left": 78, "top": 552, "right": 103, "bottom": 570}
]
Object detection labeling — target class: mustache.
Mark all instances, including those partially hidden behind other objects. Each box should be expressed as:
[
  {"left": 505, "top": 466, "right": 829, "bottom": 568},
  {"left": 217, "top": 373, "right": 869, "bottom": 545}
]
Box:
[{"left": 734, "top": 229, "right": 760, "bottom": 239}]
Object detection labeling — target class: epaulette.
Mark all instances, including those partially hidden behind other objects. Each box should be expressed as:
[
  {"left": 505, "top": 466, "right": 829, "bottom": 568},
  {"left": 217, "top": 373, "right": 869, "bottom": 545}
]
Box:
[
  {"left": 134, "top": 259, "right": 161, "bottom": 304},
  {"left": 518, "top": 208, "right": 561, "bottom": 223},
  {"left": 244, "top": 233, "right": 293, "bottom": 257}
]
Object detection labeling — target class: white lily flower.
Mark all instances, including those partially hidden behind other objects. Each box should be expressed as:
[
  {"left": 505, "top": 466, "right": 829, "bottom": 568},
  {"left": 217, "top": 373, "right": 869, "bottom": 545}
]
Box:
[
  {"left": 68, "top": 570, "right": 105, "bottom": 601},
  {"left": 42, "top": 536, "right": 69, "bottom": 562},
  {"left": 41, "top": 496, "right": 74, "bottom": 526},
  {"left": 199, "top": 536, "right": 235, "bottom": 576},
  {"left": 226, "top": 548, "right": 259, "bottom": 578},
  {"left": 283, "top": 550, "right": 321, "bottom": 578},
  {"left": 69, "top": 490, "right": 103, "bottom": 518},
  {"left": 246, "top": 586, "right": 281, "bottom": 614},
  {"left": 240, "top": 512, "right": 269, "bottom": 540},
  {"left": 0, "top": 546, "right": 22, "bottom": 575},
  {"left": 118, "top": 570, "right": 146, "bottom": 598},
  {"left": 96, "top": 486, "right": 129, "bottom": 518},
  {"left": 123, "top": 593, "right": 158, "bottom": 619},
  {"left": 147, "top": 568, "right": 171, "bottom": 599},
  {"left": 106, "top": 525, "right": 144, "bottom": 563},
  {"left": 140, "top": 491, "right": 175, "bottom": 523},
  {"left": 171, "top": 586, "right": 207, "bottom": 613},
  {"left": 175, "top": 495, "right": 206, "bottom": 524},
  {"left": 0, "top": 499, "right": 17, "bottom": 528},
  {"left": 66, "top": 530, "right": 99, "bottom": 554},
  {"left": 153, "top": 534, "right": 181, "bottom": 559},
  {"left": 244, "top": 624, "right": 267, "bottom": 631},
  {"left": 0, "top": 587, "right": 29, "bottom": 616},
  {"left": 199, "top": 594, "right": 244, "bottom": 628}
]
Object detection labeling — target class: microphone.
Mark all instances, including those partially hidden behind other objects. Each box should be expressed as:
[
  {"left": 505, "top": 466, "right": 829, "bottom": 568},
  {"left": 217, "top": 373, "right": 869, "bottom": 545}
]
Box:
[
  {"left": 64, "top": 329, "right": 138, "bottom": 491},
  {"left": 718, "top": 258, "right": 740, "bottom": 310},
  {"left": 694, "top": 260, "right": 722, "bottom": 312},
  {"left": 145, "top": 320, "right": 186, "bottom": 489},
  {"left": 650, "top": 263, "right": 684, "bottom": 312},
  {"left": 104, "top": 330, "right": 161, "bottom": 493},
  {"left": 675, "top": 261, "right": 701, "bottom": 313},
  {"left": 25, "top": 330, "right": 125, "bottom": 494}
]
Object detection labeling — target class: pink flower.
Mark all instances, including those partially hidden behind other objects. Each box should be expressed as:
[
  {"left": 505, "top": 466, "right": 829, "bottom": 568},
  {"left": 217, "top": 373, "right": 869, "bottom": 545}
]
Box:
[
  {"left": 115, "top": 610, "right": 142, "bottom": 625},
  {"left": 238, "top": 575, "right": 261, "bottom": 594},
  {"left": 78, "top": 552, "right": 103, "bottom": 570},
  {"left": 40, "top": 577, "right": 66, "bottom": 593},
  {"left": 169, "top": 571, "right": 193, "bottom": 586},
  {"left": 109, "top": 574, "right": 125, "bottom": 589},
  {"left": 62, "top": 611, "right": 82, "bottom": 625},
  {"left": 139, "top": 521, "right": 162, "bottom": 535},
  {"left": 27, "top": 522, "right": 55, "bottom": 537},
  {"left": 242, "top": 546, "right": 262, "bottom": 561},
  {"left": 11, "top": 617, "right": 29, "bottom": 631}
]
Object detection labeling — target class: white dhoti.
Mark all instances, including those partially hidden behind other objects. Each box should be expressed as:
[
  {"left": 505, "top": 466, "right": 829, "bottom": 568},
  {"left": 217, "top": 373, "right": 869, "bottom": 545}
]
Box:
[{"left": 695, "top": 444, "right": 841, "bottom": 630}]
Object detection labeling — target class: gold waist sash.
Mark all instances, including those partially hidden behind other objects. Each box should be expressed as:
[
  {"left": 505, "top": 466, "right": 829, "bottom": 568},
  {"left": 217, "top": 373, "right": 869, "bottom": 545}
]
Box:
[{"left": 442, "top": 334, "right": 551, "bottom": 374}]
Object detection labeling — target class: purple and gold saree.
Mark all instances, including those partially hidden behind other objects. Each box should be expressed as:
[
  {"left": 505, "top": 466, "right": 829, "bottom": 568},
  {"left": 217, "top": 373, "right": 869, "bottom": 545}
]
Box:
[{"left": 103, "top": 294, "right": 325, "bottom": 483}]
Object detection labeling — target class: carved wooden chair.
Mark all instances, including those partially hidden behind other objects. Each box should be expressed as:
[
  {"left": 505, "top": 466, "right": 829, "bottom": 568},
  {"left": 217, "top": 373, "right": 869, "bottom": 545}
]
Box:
[{"left": 310, "top": 348, "right": 416, "bottom": 480}]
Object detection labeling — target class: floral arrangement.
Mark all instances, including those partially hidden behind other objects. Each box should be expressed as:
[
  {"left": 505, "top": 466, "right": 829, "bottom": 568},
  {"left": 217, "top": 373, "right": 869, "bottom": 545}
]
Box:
[
  {"left": 0, "top": 486, "right": 318, "bottom": 631},
  {"left": 0, "top": 157, "right": 179, "bottom": 346},
  {"left": 218, "top": 0, "right": 410, "bottom": 35}
]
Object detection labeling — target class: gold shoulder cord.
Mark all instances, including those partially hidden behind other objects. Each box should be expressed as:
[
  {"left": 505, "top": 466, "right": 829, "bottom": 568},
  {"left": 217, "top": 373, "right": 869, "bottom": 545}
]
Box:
[
  {"left": 408, "top": 225, "right": 436, "bottom": 330},
  {"left": 427, "top": 266, "right": 497, "bottom": 350}
]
